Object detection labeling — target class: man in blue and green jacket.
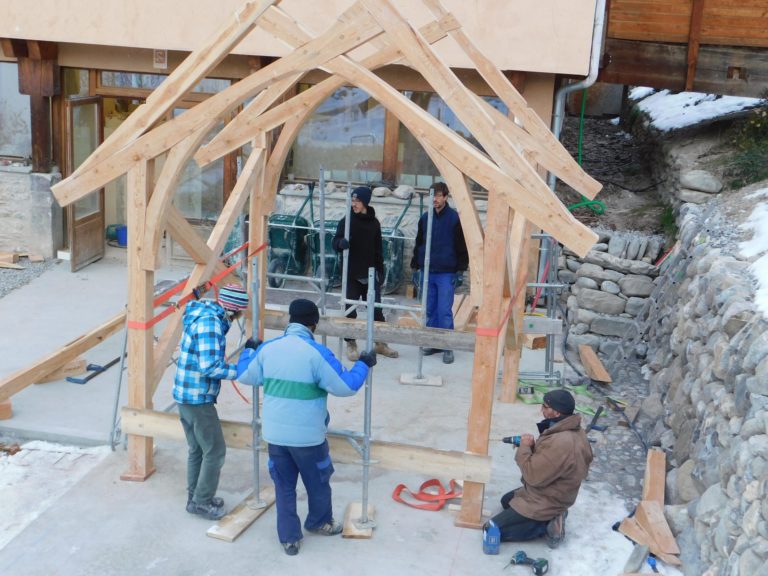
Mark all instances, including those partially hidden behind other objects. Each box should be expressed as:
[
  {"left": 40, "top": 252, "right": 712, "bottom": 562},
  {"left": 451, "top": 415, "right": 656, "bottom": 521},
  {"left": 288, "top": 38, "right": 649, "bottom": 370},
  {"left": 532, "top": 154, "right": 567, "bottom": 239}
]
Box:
[{"left": 237, "top": 298, "right": 376, "bottom": 556}]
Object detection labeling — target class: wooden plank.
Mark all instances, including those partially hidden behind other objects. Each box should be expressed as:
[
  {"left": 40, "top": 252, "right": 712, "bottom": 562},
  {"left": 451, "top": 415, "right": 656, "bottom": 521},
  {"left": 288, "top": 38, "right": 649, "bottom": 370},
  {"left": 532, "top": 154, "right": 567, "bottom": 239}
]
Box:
[
  {"left": 686, "top": 0, "right": 706, "bottom": 91},
  {"left": 458, "top": 192, "right": 510, "bottom": 527},
  {"left": 120, "top": 408, "right": 492, "bottom": 483},
  {"left": 206, "top": 487, "right": 276, "bottom": 542},
  {"left": 0, "top": 400, "right": 11, "bottom": 420},
  {"left": 0, "top": 262, "right": 24, "bottom": 270},
  {"left": 618, "top": 517, "right": 682, "bottom": 566},
  {"left": 578, "top": 344, "right": 613, "bottom": 383},
  {"left": 51, "top": 9, "right": 384, "bottom": 207},
  {"left": 0, "top": 252, "right": 19, "bottom": 263},
  {"left": 35, "top": 357, "right": 87, "bottom": 384},
  {"left": 67, "top": 0, "right": 279, "bottom": 182},
  {"left": 635, "top": 500, "right": 680, "bottom": 555},
  {"left": 0, "top": 314, "right": 124, "bottom": 403},
  {"left": 642, "top": 448, "right": 666, "bottom": 505},
  {"left": 342, "top": 502, "right": 375, "bottom": 539}
]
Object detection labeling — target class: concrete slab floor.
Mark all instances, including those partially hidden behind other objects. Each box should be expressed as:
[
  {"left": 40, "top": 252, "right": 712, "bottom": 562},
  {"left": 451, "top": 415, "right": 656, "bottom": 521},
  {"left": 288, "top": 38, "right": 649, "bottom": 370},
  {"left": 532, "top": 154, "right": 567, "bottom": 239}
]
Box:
[{"left": 0, "top": 248, "right": 646, "bottom": 575}]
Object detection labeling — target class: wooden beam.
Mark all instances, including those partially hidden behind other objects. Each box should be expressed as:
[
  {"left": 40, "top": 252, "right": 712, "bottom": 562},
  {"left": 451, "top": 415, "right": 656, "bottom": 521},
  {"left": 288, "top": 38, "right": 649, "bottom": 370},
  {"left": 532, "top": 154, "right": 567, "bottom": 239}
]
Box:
[
  {"left": 51, "top": 9, "right": 384, "bottom": 207},
  {"left": 26, "top": 40, "right": 58, "bottom": 61},
  {"left": 0, "top": 314, "right": 124, "bottom": 403},
  {"left": 207, "top": 487, "right": 276, "bottom": 542},
  {"left": 642, "top": 448, "right": 666, "bottom": 505},
  {"left": 381, "top": 108, "right": 400, "bottom": 184},
  {"left": 618, "top": 517, "right": 682, "bottom": 566},
  {"left": 0, "top": 400, "right": 13, "bottom": 420},
  {"left": 122, "top": 160, "right": 155, "bottom": 482},
  {"left": 0, "top": 38, "right": 28, "bottom": 58},
  {"left": 120, "top": 408, "right": 492, "bottom": 483},
  {"left": 68, "top": 0, "right": 279, "bottom": 182},
  {"left": 685, "top": 0, "right": 706, "bottom": 91},
  {"left": 578, "top": 344, "right": 613, "bottom": 383},
  {"left": 35, "top": 357, "right": 87, "bottom": 384},
  {"left": 457, "top": 191, "right": 511, "bottom": 527},
  {"left": 635, "top": 500, "right": 680, "bottom": 556},
  {"left": 420, "top": 0, "right": 601, "bottom": 200}
]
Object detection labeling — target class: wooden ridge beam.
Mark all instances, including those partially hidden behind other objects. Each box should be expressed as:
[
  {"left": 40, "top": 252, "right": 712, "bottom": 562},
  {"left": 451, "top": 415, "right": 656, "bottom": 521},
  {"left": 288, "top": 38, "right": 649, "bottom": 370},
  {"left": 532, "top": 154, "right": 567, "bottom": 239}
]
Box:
[
  {"left": 51, "top": 8, "right": 384, "bottom": 207},
  {"left": 121, "top": 407, "right": 492, "bottom": 483}
]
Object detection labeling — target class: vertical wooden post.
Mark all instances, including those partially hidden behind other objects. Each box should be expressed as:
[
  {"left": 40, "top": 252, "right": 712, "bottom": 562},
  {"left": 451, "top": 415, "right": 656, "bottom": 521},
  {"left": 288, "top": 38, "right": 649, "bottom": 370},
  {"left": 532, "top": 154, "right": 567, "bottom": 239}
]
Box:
[
  {"left": 121, "top": 159, "right": 156, "bottom": 481},
  {"left": 381, "top": 109, "right": 401, "bottom": 184},
  {"left": 456, "top": 192, "right": 511, "bottom": 528},
  {"left": 250, "top": 132, "right": 270, "bottom": 338},
  {"left": 685, "top": 0, "right": 706, "bottom": 92}
]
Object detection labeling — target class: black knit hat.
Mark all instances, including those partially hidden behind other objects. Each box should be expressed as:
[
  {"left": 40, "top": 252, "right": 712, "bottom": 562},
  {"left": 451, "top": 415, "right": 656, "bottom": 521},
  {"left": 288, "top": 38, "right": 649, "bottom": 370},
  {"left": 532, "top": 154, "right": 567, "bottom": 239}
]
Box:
[
  {"left": 543, "top": 389, "right": 575, "bottom": 415},
  {"left": 289, "top": 298, "right": 320, "bottom": 327},
  {"left": 351, "top": 186, "right": 372, "bottom": 206}
]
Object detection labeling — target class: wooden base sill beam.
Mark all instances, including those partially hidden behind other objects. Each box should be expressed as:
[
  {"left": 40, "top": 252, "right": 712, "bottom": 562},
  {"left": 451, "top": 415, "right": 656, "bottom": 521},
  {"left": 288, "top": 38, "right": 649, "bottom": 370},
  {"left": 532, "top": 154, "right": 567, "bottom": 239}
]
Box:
[{"left": 121, "top": 408, "right": 491, "bottom": 484}]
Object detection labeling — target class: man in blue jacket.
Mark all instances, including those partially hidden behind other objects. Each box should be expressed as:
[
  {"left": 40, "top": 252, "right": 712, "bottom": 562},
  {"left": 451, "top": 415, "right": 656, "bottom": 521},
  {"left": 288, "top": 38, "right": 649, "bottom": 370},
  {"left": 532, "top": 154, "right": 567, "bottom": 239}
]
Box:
[
  {"left": 173, "top": 283, "right": 251, "bottom": 521},
  {"left": 238, "top": 299, "right": 376, "bottom": 556},
  {"left": 411, "top": 182, "right": 469, "bottom": 364}
]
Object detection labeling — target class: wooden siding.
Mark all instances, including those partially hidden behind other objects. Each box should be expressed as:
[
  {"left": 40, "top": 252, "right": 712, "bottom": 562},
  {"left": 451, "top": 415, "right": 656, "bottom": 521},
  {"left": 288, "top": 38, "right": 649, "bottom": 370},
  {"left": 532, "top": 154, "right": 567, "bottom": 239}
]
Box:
[{"left": 608, "top": 0, "right": 768, "bottom": 48}]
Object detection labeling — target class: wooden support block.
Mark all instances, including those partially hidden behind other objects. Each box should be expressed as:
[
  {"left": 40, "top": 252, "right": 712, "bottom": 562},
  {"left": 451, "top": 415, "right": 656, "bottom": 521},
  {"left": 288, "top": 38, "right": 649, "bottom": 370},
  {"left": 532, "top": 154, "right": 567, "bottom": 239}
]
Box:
[
  {"left": 635, "top": 500, "right": 680, "bottom": 555},
  {"left": 28, "top": 254, "right": 45, "bottom": 263},
  {"left": 0, "top": 252, "right": 19, "bottom": 263},
  {"left": 342, "top": 502, "right": 375, "bottom": 539},
  {"left": 396, "top": 315, "right": 421, "bottom": 328},
  {"left": 399, "top": 372, "right": 443, "bottom": 386},
  {"left": 642, "top": 448, "right": 666, "bottom": 505},
  {"left": 524, "top": 334, "right": 546, "bottom": 350},
  {"left": 206, "top": 486, "right": 275, "bottom": 542},
  {"left": 0, "top": 400, "right": 12, "bottom": 420},
  {"left": 578, "top": 344, "right": 612, "bottom": 383},
  {"left": 618, "top": 517, "right": 681, "bottom": 566},
  {"left": 36, "top": 357, "right": 88, "bottom": 384}
]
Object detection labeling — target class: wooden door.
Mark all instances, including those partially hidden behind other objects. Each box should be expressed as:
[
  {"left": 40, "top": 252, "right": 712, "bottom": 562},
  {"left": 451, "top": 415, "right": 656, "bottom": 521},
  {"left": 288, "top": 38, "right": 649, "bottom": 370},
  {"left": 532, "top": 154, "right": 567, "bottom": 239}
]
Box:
[{"left": 66, "top": 96, "right": 105, "bottom": 271}]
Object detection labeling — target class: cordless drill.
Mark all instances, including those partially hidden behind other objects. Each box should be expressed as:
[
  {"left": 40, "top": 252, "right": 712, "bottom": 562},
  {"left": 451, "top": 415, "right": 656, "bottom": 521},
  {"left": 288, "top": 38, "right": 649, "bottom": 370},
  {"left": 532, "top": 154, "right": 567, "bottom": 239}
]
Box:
[
  {"left": 502, "top": 435, "right": 522, "bottom": 447},
  {"left": 509, "top": 551, "right": 549, "bottom": 575}
]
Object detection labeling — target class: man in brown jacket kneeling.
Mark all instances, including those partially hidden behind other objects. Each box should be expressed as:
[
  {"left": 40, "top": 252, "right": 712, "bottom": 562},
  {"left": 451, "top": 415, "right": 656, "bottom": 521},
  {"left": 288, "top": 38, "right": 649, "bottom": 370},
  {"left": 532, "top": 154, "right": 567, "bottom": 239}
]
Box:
[{"left": 489, "top": 389, "right": 593, "bottom": 549}]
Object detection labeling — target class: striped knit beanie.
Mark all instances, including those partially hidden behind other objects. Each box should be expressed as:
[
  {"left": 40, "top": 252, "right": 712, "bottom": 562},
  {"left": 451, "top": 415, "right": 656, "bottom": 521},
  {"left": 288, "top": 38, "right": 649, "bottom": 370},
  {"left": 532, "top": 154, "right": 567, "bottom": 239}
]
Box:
[{"left": 217, "top": 283, "right": 249, "bottom": 311}]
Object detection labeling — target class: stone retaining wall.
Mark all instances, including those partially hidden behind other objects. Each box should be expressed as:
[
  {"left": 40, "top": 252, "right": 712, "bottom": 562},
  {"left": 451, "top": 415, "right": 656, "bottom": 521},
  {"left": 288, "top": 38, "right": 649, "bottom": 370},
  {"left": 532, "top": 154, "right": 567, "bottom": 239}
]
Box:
[{"left": 640, "top": 205, "right": 768, "bottom": 576}]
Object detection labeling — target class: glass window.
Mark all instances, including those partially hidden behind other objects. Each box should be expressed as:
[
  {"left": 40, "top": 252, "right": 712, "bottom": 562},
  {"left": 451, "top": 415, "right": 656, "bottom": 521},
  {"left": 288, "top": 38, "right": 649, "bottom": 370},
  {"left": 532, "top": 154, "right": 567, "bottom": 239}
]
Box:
[
  {"left": 287, "top": 85, "right": 385, "bottom": 183},
  {"left": 62, "top": 68, "right": 89, "bottom": 98},
  {"left": 100, "top": 71, "right": 230, "bottom": 94},
  {"left": 397, "top": 92, "right": 509, "bottom": 189}
]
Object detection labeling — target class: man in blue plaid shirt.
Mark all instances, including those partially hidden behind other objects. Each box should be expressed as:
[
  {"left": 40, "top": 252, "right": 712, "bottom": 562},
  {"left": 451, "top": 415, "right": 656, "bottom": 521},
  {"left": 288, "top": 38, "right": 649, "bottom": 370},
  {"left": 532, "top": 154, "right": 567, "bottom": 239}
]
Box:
[{"left": 173, "top": 283, "right": 255, "bottom": 520}]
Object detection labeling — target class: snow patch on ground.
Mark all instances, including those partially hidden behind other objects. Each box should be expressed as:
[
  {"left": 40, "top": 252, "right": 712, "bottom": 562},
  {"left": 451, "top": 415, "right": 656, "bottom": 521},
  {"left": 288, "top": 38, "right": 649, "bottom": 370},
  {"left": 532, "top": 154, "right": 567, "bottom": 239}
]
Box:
[
  {"left": 739, "top": 187, "right": 768, "bottom": 318},
  {"left": 631, "top": 89, "right": 761, "bottom": 132},
  {"left": 0, "top": 441, "right": 110, "bottom": 550}
]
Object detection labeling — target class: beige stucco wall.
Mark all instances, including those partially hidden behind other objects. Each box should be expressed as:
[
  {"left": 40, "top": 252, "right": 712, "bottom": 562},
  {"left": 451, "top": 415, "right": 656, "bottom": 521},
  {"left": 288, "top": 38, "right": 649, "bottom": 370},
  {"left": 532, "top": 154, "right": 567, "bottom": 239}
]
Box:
[{"left": 0, "top": 0, "right": 597, "bottom": 75}]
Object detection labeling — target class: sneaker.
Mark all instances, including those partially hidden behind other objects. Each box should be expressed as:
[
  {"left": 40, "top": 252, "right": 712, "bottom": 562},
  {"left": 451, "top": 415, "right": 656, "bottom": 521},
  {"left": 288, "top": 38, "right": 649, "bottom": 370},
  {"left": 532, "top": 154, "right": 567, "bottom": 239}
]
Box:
[
  {"left": 546, "top": 511, "right": 567, "bottom": 549},
  {"left": 442, "top": 350, "right": 454, "bottom": 364},
  {"left": 422, "top": 347, "right": 441, "bottom": 356},
  {"left": 282, "top": 541, "right": 301, "bottom": 556},
  {"left": 374, "top": 342, "right": 399, "bottom": 358},
  {"left": 346, "top": 340, "right": 359, "bottom": 362},
  {"left": 188, "top": 500, "right": 226, "bottom": 521},
  {"left": 307, "top": 519, "right": 343, "bottom": 536},
  {"left": 186, "top": 494, "right": 224, "bottom": 514}
]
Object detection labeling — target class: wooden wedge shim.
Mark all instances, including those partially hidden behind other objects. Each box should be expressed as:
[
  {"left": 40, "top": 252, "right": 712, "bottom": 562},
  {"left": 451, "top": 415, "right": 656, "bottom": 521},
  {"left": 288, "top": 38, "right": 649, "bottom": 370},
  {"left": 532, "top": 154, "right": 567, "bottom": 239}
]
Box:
[
  {"left": 642, "top": 448, "right": 666, "bottom": 505},
  {"left": 635, "top": 501, "right": 680, "bottom": 556}
]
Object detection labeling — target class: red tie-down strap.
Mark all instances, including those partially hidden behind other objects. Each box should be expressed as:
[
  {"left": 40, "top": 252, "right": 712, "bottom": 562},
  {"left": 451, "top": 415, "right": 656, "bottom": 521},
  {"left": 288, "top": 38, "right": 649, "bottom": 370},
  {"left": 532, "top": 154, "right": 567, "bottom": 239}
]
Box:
[{"left": 391, "top": 479, "right": 463, "bottom": 511}]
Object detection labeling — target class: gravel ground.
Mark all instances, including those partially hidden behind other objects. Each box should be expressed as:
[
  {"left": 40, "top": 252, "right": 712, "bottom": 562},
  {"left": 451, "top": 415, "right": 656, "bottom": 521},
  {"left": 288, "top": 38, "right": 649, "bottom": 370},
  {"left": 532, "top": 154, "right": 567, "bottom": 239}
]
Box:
[{"left": 0, "top": 257, "right": 58, "bottom": 300}]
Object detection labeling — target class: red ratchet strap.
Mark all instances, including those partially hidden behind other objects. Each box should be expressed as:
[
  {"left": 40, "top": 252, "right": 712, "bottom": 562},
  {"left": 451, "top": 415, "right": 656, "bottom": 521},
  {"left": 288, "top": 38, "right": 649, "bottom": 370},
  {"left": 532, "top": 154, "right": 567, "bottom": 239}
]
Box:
[
  {"left": 391, "top": 479, "right": 462, "bottom": 511},
  {"left": 474, "top": 275, "right": 528, "bottom": 338},
  {"left": 127, "top": 241, "right": 267, "bottom": 330}
]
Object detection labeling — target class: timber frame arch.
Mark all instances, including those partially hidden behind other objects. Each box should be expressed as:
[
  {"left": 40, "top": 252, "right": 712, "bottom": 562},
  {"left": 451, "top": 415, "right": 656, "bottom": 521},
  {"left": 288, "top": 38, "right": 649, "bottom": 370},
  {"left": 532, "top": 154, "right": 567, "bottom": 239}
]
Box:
[{"left": 50, "top": 0, "right": 602, "bottom": 527}]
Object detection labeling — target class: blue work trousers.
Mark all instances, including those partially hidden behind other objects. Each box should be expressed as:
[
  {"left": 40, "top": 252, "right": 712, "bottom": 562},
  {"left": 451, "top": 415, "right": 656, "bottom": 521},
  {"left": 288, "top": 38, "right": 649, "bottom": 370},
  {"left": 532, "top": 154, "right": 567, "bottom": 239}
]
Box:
[
  {"left": 426, "top": 272, "right": 455, "bottom": 330},
  {"left": 268, "top": 441, "right": 335, "bottom": 544}
]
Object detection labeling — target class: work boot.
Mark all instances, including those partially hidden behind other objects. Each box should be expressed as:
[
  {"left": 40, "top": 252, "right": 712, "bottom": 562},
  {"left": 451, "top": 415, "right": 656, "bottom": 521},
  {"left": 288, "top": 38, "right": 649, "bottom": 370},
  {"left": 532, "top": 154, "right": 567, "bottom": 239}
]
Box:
[
  {"left": 186, "top": 492, "right": 224, "bottom": 514},
  {"left": 346, "top": 340, "right": 359, "bottom": 361},
  {"left": 442, "top": 350, "right": 454, "bottom": 364},
  {"left": 282, "top": 541, "right": 301, "bottom": 556},
  {"left": 307, "top": 519, "right": 343, "bottom": 536},
  {"left": 546, "top": 510, "right": 567, "bottom": 549},
  {"left": 374, "top": 342, "right": 399, "bottom": 358},
  {"left": 188, "top": 500, "right": 226, "bottom": 521}
]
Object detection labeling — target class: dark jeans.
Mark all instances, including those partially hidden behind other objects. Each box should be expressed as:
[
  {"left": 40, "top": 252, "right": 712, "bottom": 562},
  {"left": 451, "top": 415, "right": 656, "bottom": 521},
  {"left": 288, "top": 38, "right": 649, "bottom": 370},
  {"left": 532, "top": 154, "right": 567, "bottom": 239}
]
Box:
[
  {"left": 268, "top": 440, "right": 335, "bottom": 543},
  {"left": 178, "top": 402, "right": 226, "bottom": 506},
  {"left": 492, "top": 489, "right": 548, "bottom": 542},
  {"left": 343, "top": 278, "right": 384, "bottom": 341}
]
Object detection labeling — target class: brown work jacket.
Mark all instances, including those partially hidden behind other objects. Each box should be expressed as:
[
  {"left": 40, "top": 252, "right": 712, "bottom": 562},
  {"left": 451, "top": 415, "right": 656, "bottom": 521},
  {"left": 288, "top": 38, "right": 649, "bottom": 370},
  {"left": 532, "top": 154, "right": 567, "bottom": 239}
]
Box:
[{"left": 510, "top": 414, "right": 593, "bottom": 521}]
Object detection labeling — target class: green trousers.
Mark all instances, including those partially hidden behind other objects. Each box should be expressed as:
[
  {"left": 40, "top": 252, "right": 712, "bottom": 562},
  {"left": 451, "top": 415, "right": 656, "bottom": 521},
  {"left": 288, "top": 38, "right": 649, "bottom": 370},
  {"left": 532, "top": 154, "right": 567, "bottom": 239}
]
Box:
[{"left": 178, "top": 403, "right": 226, "bottom": 505}]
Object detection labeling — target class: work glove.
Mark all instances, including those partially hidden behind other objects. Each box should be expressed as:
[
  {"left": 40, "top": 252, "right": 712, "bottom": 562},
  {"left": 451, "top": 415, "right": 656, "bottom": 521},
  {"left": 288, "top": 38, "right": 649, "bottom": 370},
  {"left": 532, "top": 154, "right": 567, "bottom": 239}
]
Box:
[
  {"left": 358, "top": 350, "right": 377, "bottom": 368},
  {"left": 337, "top": 238, "right": 350, "bottom": 250},
  {"left": 244, "top": 337, "right": 262, "bottom": 350},
  {"left": 452, "top": 271, "right": 464, "bottom": 288},
  {"left": 236, "top": 348, "right": 257, "bottom": 379}
]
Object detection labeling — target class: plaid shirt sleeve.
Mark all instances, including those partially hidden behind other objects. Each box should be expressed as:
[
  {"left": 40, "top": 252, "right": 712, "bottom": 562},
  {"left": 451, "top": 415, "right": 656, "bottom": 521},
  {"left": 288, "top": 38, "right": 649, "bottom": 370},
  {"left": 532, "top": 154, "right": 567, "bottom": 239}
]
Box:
[{"left": 193, "top": 315, "right": 238, "bottom": 381}]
